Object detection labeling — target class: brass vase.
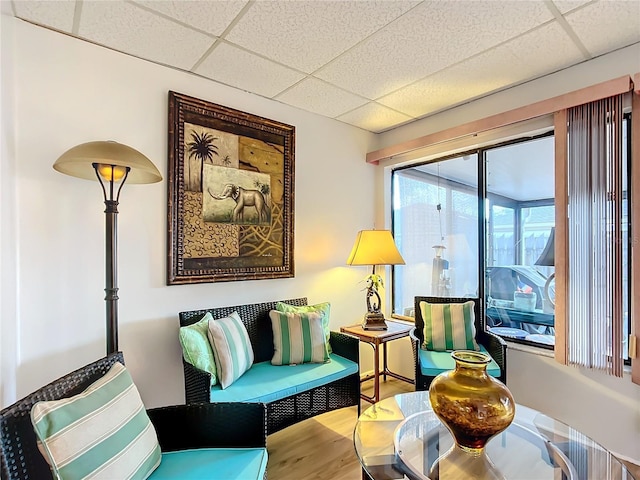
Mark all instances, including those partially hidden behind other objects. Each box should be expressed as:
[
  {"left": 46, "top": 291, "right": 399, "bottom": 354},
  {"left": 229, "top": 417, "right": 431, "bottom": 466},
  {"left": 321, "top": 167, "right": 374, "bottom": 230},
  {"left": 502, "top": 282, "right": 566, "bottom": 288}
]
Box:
[{"left": 428, "top": 350, "right": 515, "bottom": 479}]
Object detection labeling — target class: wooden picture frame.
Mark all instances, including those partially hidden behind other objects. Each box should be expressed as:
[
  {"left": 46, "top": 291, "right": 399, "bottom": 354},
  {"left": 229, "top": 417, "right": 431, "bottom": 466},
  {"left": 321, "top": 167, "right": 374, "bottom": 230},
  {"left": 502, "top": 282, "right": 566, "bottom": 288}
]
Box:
[{"left": 167, "top": 91, "right": 295, "bottom": 285}]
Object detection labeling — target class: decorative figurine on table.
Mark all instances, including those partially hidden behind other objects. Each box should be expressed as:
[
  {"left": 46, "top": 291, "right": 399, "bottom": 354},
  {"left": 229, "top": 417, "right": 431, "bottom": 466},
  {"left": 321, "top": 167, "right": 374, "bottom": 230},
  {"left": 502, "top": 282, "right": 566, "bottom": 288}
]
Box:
[{"left": 362, "top": 274, "right": 387, "bottom": 330}]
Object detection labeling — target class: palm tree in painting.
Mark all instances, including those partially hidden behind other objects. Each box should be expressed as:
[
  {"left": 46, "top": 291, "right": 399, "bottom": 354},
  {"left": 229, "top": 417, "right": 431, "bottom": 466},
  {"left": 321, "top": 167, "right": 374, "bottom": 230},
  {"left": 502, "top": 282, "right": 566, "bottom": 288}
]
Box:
[
  {"left": 187, "top": 131, "right": 219, "bottom": 192},
  {"left": 222, "top": 155, "right": 232, "bottom": 166}
]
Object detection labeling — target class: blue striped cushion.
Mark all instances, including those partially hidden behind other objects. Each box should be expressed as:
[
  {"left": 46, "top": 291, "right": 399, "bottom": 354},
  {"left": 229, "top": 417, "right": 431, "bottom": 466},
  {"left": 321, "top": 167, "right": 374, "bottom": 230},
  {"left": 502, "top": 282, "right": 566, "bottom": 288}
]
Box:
[
  {"left": 207, "top": 311, "right": 254, "bottom": 389},
  {"left": 269, "top": 310, "right": 329, "bottom": 365},
  {"left": 30, "top": 362, "right": 161, "bottom": 479},
  {"left": 420, "top": 301, "right": 479, "bottom": 351}
]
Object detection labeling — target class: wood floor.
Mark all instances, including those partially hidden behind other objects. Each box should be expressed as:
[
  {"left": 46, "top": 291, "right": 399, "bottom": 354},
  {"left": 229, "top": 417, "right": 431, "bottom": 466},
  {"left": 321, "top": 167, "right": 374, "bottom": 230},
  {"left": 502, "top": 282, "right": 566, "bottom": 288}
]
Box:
[
  {"left": 266, "top": 378, "right": 413, "bottom": 480},
  {"left": 266, "top": 377, "right": 640, "bottom": 479}
]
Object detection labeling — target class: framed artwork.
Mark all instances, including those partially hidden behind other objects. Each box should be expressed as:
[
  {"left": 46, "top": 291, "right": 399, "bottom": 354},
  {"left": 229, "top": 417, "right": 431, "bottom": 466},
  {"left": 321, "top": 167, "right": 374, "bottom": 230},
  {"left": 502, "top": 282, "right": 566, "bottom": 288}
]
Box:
[{"left": 167, "top": 91, "right": 295, "bottom": 285}]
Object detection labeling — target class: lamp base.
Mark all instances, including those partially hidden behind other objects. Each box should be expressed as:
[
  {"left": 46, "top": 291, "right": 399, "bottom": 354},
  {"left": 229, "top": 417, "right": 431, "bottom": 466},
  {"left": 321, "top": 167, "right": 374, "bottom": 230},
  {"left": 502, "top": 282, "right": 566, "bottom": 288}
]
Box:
[{"left": 362, "top": 312, "right": 388, "bottom": 330}]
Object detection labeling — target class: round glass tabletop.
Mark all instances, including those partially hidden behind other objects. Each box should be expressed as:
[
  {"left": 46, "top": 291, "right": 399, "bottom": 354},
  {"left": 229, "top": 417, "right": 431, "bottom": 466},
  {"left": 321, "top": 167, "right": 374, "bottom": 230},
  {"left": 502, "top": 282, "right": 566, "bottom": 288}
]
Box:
[{"left": 354, "top": 391, "right": 635, "bottom": 480}]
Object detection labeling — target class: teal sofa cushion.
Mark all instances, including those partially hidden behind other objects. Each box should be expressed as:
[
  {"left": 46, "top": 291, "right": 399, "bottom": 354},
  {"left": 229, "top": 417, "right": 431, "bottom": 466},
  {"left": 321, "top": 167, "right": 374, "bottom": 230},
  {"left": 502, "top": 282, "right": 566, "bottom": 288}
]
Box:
[
  {"left": 210, "top": 353, "right": 358, "bottom": 403},
  {"left": 151, "top": 448, "right": 267, "bottom": 480},
  {"left": 418, "top": 346, "right": 501, "bottom": 378}
]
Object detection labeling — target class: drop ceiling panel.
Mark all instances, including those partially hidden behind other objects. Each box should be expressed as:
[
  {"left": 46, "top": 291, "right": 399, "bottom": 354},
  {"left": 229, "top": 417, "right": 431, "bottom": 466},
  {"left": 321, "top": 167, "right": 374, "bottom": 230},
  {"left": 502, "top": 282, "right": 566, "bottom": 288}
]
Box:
[
  {"left": 337, "top": 102, "right": 413, "bottom": 133},
  {"left": 225, "top": 0, "right": 420, "bottom": 74},
  {"left": 79, "top": 1, "right": 214, "bottom": 71},
  {"left": 316, "top": 0, "right": 554, "bottom": 100},
  {"left": 132, "top": 0, "right": 249, "bottom": 36},
  {"left": 195, "top": 42, "right": 306, "bottom": 98},
  {"left": 276, "top": 78, "right": 369, "bottom": 118},
  {"left": 9, "top": 0, "right": 638, "bottom": 133},
  {"left": 12, "top": 0, "right": 75, "bottom": 32},
  {"left": 565, "top": 1, "right": 640, "bottom": 56}
]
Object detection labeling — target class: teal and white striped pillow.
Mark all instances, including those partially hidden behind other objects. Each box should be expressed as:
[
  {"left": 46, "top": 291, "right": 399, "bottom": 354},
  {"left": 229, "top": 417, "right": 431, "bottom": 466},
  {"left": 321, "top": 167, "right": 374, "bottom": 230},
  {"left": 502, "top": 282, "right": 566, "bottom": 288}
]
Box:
[
  {"left": 269, "top": 310, "right": 330, "bottom": 365},
  {"left": 30, "top": 361, "right": 161, "bottom": 480},
  {"left": 207, "top": 311, "right": 254, "bottom": 389},
  {"left": 420, "top": 301, "right": 479, "bottom": 352}
]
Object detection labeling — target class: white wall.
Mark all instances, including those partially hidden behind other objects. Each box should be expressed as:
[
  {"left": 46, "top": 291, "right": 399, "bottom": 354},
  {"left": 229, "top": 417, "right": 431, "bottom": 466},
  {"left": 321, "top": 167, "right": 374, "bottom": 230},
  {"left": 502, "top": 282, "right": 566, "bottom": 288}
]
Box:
[
  {"left": 376, "top": 44, "right": 640, "bottom": 464},
  {"left": 0, "top": 17, "right": 377, "bottom": 408}
]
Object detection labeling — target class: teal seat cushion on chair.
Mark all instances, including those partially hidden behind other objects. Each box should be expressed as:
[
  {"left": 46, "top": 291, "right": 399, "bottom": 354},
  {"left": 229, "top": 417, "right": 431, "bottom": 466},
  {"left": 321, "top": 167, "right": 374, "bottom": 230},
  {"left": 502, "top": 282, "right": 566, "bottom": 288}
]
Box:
[
  {"left": 418, "top": 345, "right": 501, "bottom": 378},
  {"left": 151, "top": 448, "right": 268, "bottom": 480}
]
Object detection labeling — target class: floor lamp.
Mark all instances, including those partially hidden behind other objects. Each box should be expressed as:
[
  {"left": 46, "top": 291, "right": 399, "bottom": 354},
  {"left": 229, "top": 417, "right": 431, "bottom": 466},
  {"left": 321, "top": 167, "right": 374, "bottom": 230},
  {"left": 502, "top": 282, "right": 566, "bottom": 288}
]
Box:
[{"left": 53, "top": 141, "right": 162, "bottom": 354}]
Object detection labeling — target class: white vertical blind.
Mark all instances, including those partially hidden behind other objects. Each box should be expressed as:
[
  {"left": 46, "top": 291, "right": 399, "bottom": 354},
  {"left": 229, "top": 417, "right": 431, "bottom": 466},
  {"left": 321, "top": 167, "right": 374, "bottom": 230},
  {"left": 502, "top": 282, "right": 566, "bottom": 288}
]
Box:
[{"left": 566, "top": 95, "right": 624, "bottom": 376}]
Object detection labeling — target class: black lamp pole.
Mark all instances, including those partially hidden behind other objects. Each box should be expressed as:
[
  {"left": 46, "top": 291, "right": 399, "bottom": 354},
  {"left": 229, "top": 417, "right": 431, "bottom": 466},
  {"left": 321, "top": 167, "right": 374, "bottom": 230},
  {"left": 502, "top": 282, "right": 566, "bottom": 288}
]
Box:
[{"left": 93, "top": 163, "right": 130, "bottom": 355}]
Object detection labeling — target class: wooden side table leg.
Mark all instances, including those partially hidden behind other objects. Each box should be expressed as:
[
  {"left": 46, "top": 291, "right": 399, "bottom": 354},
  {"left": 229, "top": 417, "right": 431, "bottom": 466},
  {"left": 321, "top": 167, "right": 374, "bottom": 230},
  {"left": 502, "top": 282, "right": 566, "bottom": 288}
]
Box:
[
  {"left": 373, "top": 342, "right": 380, "bottom": 403},
  {"left": 383, "top": 342, "right": 388, "bottom": 382}
]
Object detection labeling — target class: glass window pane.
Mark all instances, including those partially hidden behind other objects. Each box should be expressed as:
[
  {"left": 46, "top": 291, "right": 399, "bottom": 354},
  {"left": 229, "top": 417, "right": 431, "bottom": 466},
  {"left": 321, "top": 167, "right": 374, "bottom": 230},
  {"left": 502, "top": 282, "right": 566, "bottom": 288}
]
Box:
[{"left": 392, "top": 156, "right": 479, "bottom": 317}]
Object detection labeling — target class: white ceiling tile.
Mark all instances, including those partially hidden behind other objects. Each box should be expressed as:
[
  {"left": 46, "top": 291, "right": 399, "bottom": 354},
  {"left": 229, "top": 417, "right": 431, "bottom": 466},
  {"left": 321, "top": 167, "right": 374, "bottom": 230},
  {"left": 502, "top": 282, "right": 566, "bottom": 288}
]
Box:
[
  {"left": 337, "top": 102, "right": 413, "bottom": 133},
  {"left": 565, "top": 1, "right": 640, "bottom": 57},
  {"left": 225, "top": 0, "right": 420, "bottom": 73},
  {"left": 379, "top": 22, "right": 584, "bottom": 119},
  {"left": 550, "top": 1, "right": 591, "bottom": 15},
  {"left": 13, "top": 0, "right": 75, "bottom": 32},
  {"left": 316, "top": 0, "right": 554, "bottom": 100},
  {"left": 78, "top": 1, "right": 214, "bottom": 71},
  {"left": 195, "top": 42, "right": 305, "bottom": 98},
  {"left": 276, "top": 78, "right": 368, "bottom": 118},
  {"left": 132, "top": 0, "right": 248, "bottom": 36}
]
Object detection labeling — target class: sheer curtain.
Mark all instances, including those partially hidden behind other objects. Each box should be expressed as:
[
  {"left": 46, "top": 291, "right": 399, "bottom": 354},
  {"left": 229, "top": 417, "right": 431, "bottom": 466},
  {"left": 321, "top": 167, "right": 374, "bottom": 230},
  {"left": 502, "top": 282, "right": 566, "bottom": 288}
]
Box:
[{"left": 565, "top": 94, "right": 624, "bottom": 376}]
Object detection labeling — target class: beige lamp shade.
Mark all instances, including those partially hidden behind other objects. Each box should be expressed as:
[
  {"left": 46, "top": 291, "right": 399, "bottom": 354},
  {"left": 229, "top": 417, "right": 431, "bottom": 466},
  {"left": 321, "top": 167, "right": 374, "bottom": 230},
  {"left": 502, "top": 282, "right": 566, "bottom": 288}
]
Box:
[
  {"left": 346, "top": 230, "right": 405, "bottom": 266},
  {"left": 53, "top": 141, "right": 162, "bottom": 184}
]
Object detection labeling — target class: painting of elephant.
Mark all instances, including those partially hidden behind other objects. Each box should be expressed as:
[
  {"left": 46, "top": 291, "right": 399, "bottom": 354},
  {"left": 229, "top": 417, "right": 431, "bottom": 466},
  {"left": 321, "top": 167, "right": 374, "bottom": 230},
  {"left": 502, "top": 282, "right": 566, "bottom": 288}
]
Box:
[{"left": 208, "top": 183, "right": 270, "bottom": 224}]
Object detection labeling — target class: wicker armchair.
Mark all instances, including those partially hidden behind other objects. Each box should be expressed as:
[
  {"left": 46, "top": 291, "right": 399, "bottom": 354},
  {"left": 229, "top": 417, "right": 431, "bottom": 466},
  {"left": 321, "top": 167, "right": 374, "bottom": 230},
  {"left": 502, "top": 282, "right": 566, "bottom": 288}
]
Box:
[
  {"left": 409, "top": 296, "right": 507, "bottom": 391},
  {"left": 179, "top": 297, "right": 360, "bottom": 435},
  {"left": 0, "top": 352, "right": 267, "bottom": 480}
]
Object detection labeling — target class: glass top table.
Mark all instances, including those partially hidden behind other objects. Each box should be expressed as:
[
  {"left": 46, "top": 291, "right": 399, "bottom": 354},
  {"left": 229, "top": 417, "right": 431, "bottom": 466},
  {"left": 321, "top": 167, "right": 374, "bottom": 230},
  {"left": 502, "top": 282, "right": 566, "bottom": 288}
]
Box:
[{"left": 354, "top": 391, "right": 635, "bottom": 480}]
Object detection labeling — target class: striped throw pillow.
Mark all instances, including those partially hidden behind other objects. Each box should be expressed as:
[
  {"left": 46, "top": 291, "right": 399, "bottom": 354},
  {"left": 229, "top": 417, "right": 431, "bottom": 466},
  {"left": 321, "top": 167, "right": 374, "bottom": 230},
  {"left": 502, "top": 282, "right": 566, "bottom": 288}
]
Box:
[
  {"left": 420, "top": 301, "right": 479, "bottom": 352},
  {"left": 30, "top": 361, "right": 161, "bottom": 480},
  {"left": 269, "top": 310, "right": 330, "bottom": 365},
  {"left": 275, "top": 301, "right": 333, "bottom": 354},
  {"left": 207, "top": 311, "right": 254, "bottom": 389}
]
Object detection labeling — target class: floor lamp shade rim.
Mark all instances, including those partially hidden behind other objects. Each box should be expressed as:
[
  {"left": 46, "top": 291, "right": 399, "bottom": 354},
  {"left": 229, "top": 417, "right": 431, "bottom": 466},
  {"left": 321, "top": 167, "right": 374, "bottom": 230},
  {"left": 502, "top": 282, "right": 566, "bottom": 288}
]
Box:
[{"left": 53, "top": 141, "right": 162, "bottom": 184}]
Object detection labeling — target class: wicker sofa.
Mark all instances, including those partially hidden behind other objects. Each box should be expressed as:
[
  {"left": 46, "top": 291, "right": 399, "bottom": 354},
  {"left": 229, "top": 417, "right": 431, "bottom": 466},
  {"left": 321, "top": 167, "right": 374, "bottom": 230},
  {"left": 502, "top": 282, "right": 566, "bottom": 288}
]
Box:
[
  {"left": 0, "top": 352, "right": 268, "bottom": 480},
  {"left": 179, "top": 297, "right": 361, "bottom": 435}
]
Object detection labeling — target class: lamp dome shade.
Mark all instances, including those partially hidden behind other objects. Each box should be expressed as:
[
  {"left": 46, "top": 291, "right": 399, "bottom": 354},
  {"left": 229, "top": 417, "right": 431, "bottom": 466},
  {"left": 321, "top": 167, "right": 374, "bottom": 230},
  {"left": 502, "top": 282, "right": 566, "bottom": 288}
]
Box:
[
  {"left": 346, "top": 230, "right": 405, "bottom": 266},
  {"left": 53, "top": 141, "right": 162, "bottom": 184}
]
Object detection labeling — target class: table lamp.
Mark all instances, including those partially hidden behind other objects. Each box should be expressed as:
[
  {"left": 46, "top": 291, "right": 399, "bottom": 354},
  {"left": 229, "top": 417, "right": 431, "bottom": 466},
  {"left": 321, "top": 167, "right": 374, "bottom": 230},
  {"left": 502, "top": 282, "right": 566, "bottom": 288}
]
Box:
[
  {"left": 53, "top": 141, "right": 162, "bottom": 354},
  {"left": 346, "top": 230, "right": 405, "bottom": 330}
]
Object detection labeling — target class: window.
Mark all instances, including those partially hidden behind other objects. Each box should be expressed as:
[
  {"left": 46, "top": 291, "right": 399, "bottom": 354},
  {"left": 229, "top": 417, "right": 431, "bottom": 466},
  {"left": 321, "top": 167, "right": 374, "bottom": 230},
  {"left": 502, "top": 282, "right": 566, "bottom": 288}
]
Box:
[{"left": 392, "top": 122, "right": 632, "bottom": 363}]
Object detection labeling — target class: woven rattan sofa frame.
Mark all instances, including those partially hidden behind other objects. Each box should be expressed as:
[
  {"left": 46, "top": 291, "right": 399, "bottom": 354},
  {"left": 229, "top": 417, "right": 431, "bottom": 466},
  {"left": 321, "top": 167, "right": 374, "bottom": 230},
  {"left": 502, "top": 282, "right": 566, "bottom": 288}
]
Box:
[
  {"left": 409, "top": 296, "right": 508, "bottom": 391},
  {"left": 0, "top": 351, "right": 268, "bottom": 480},
  {"left": 179, "top": 297, "right": 361, "bottom": 435}
]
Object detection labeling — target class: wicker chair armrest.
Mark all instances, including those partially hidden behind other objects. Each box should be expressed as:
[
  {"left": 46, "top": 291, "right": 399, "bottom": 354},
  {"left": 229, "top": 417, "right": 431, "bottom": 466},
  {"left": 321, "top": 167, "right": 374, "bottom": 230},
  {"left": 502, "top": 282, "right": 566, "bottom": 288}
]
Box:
[
  {"left": 477, "top": 329, "right": 508, "bottom": 384},
  {"left": 183, "top": 360, "right": 213, "bottom": 404},
  {"left": 409, "top": 327, "right": 422, "bottom": 346},
  {"left": 147, "top": 403, "right": 267, "bottom": 452},
  {"left": 329, "top": 331, "right": 359, "bottom": 364}
]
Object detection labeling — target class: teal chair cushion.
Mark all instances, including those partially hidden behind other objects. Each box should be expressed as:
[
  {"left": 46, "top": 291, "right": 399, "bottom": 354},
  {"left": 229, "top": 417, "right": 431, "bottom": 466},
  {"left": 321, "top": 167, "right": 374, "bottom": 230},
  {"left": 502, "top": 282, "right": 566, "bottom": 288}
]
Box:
[
  {"left": 151, "top": 448, "right": 267, "bottom": 480},
  {"left": 418, "top": 345, "right": 501, "bottom": 378},
  {"left": 210, "top": 353, "right": 358, "bottom": 403}
]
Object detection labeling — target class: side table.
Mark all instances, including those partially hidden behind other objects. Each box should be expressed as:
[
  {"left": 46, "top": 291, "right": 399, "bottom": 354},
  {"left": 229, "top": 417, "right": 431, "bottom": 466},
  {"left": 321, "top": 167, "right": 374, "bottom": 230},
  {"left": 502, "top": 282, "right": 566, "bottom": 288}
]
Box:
[{"left": 340, "top": 320, "right": 414, "bottom": 404}]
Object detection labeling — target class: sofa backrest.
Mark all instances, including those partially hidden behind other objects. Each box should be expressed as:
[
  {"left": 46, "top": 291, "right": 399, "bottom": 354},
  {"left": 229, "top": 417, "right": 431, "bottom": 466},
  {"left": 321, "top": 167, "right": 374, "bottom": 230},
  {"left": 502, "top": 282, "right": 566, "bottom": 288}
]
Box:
[
  {"left": 179, "top": 298, "right": 308, "bottom": 364},
  {"left": 0, "top": 351, "right": 124, "bottom": 480}
]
